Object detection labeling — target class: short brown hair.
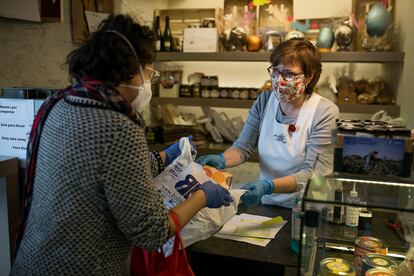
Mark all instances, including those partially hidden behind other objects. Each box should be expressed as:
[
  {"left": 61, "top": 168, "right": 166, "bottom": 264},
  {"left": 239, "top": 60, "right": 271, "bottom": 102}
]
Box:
[{"left": 270, "top": 38, "right": 321, "bottom": 94}]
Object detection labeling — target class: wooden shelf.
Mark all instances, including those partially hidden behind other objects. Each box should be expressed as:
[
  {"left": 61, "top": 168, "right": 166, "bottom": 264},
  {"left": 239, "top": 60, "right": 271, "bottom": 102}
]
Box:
[
  {"left": 338, "top": 103, "right": 400, "bottom": 116},
  {"left": 156, "top": 51, "right": 405, "bottom": 63},
  {"left": 151, "top": 97, "right": 400, "bottom": 115},
  {"left": 148, "top": 142, "right": 259, "bottom": 162},
  {"left": 151, "top": 97, "right": 254, "bottom": 108}
]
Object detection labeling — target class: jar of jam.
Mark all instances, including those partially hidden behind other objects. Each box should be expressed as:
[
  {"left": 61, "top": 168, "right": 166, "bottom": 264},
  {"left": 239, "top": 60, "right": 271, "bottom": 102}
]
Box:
[
  {"left": 239, "top": 88, "right": 249, "bottom": 100},
  {"left": 250, "top": 88, "right": 259, "bottom": 99},
  {"left": 201, "top": 88, "right": 210, "bottom": 98},
  {"left": 220, "top": 88, "right": 229, "bottom": 98},
  {"left": 179, "top": 85, "right": 191, "bottom": 97},
  {"left": 210, "top": 88, "right": 219, "bottom": 98},
  {"left": 231, "top": 88, "right": 240, "bottom": 99},
  {"left": 191, "top": 84, "right": 201, "bottom": 98}
]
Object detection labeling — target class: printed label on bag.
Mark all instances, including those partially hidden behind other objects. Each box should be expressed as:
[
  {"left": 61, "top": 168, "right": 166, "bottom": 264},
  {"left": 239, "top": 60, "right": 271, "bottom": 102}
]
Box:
[{"left": 175, "top": 175, "right": 201, "bottom": 199}]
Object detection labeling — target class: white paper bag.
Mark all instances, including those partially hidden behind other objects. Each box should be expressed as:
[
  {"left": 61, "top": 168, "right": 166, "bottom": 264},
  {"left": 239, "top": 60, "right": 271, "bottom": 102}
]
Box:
[{"left": 153, "top": 137, "right": 244, "bottom": 255}]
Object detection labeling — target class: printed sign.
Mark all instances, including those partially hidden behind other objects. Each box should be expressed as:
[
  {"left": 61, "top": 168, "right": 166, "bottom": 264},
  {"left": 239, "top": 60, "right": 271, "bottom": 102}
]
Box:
[{"left": 0, "top": 99, "right": 35, "bottom": 165}]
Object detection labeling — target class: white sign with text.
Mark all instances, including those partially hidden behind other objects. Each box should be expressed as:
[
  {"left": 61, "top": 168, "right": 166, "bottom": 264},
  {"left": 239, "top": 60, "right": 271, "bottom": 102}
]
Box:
[{"left": 0, "top": 99, "right": 35, "bottom": 163}]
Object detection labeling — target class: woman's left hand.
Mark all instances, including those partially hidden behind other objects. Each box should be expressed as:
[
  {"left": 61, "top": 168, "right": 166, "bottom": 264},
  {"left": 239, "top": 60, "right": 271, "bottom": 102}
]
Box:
[
  {"left": 240, "top": 178, "right": 274, "bottom": 207},
  {"left": 163, "top": 136, "right": 196, "bottom": 166}
]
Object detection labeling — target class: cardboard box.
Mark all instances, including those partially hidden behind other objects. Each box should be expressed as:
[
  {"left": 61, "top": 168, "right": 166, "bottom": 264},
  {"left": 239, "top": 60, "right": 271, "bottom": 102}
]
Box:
[{"left": 183, "top": 28, "right": 218, "bottom": 52}]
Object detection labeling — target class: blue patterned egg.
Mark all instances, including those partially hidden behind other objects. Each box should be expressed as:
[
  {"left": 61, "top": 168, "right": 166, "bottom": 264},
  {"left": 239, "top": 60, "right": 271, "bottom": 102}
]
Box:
[
  {"left": 365, "top": 3, "right": 391, "bottom": 36},
  {"left": 317, "top": 27, "right": 334, "bottom": 49}
]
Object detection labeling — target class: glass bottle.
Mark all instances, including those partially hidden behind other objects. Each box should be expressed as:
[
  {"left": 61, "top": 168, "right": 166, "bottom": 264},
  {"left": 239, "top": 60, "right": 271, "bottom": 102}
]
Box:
[
  {"left": 162, "top": 16, "right": 173, "bottom": 52},
  {"left": 154, "top": 16, "right": 162, "bottom": 51}
]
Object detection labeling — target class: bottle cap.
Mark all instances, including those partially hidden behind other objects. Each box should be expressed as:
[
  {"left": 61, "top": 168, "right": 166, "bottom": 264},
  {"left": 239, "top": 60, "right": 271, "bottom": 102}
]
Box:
[{"left": 350, "top": 183, "right": 358, "bottom": 197}]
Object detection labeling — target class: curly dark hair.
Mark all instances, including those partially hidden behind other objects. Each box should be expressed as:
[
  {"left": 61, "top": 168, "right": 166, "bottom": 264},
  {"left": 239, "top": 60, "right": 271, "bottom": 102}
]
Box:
[
  {"left": 67, "top": 14, "right": 156, "bottom": 85},
  {"left": 270, "top": 38, "right": 321, "bottom": 94}
]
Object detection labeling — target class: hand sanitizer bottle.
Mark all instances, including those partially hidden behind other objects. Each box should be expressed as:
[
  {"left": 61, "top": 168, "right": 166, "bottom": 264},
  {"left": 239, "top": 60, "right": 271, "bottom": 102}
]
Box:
[
  {"left": 291, "top": 197, "right": 302, "bottom": 253},
  {"left": 345, "top": 183, "right": 360, "bottom": 227}
]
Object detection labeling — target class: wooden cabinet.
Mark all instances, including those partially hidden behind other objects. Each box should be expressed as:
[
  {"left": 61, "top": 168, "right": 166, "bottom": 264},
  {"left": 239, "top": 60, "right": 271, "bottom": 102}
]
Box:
[
  {"left": 70, "top": 0, "right": 114, "bottom": 43},
  {"left": 0, "top": 0, "right": 62, "bottom": 22}
]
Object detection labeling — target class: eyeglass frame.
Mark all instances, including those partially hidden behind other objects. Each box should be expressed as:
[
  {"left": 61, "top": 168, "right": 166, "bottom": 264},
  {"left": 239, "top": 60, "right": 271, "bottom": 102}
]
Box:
[
  {"left": 267, "top": 65, "right": 304, "bottom": 81},
  {"left": 144, "top": 66, "right": 160, "bottom": 84}
]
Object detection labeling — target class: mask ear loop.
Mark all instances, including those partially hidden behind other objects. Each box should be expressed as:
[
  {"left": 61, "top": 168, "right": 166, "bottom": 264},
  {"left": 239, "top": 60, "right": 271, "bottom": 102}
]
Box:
[
  {"left": 106, "top": 29, "right": 139, "bottom": 60},
  {"left": 106, "top": 29, "right": 145, "bottom": 83}
]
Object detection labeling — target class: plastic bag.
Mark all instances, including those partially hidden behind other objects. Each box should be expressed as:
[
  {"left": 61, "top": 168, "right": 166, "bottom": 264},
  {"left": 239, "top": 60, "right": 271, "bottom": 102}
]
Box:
[{"left": 153, "top": 137, "right": 245, "bottom": 255}]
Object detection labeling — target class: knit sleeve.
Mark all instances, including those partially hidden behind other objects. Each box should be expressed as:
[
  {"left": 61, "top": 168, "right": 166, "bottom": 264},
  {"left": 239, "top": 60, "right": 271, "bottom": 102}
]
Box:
[
  {"left": 148, "top": 151, "right": 164, "bottom": 177},
  {"left": 101, "top": 120, "right": 170, "bottom": 250},
  {"left": 291, "top": 98, "right": 339, "bottom": 188}
]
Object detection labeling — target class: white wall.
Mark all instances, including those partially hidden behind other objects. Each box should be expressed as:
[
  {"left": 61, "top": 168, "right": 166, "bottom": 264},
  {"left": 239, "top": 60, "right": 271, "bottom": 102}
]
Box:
[
  {"left": 395, "top": 0, "right": 414, "bottom": 128},
  {"left": 0, "top": 0, "right": 74, "bottom": 89}
]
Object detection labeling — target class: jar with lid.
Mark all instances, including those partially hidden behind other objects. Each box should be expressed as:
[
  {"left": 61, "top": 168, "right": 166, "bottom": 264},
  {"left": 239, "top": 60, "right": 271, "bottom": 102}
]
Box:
[
  {"left": 201, "top": 87, "right": 210, "bottom": 98},
  {"left": 200, "top": 76, "right": 210, "bottom": 89},
  {"left": 210, "top": 88, "right": 220, "bottom": 98},
  {"left": 220, "top": 87, "right": 229, "bottom": 98},
  {"left": 239, "top": 88, "right": 249, "bottom": 100},
  {"left": 179, "top": 85, "right": 191, "bottom": 97},
  {"left": 250, "top": 88, "right": 259, "bottom": 99},
  {"left": 191, "top": 83, "right": 201, "bottom": 98},
  {"left": 230, "top": 88, "right": 240, "bottom": 99},
  {"left": 210, "top": 76, "right": 219, "bottom": 89}
]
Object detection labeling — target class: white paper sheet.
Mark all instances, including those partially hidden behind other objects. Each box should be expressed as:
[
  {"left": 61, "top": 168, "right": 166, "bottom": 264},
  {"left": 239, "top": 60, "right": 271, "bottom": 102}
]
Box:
[
  {"left": 214, "top": 233, "right": 272, "bottom": 247},
  {"left": 217, "top": 213, "right": 287, "bottom": 239},
  {"left": 84, "top": 11, "right": 109, "bottom": 33}
]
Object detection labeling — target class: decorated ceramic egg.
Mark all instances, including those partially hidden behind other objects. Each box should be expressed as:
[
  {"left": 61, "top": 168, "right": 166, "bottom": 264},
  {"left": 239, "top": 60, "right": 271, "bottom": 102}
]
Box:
[
  {"left": 335, "top": 23, "right": 353, "bottom": 51},
  {"left": 285, "top": 30, "right": 305, "bottom": 41},
  {"left": 365, "top": 3, "right": 391, "bottom": 36},
  {"left": 316, "top": 27, "right": 334, "bottom": 49}
]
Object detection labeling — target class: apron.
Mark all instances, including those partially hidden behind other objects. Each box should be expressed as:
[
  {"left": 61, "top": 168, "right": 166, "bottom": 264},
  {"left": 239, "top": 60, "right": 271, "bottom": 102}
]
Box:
[{"left": 258, "top": 92, "right": 321, "bottom": 208}]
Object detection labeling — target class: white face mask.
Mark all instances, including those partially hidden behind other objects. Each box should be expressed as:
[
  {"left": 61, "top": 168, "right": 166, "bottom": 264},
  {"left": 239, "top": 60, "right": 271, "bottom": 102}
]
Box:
[{"left": 120, "top": 67, "right": 152, "bottom": 113}]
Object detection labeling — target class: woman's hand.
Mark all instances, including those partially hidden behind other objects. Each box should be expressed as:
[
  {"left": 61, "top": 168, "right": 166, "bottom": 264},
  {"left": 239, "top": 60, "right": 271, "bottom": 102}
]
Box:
[
  {"left": 163, "top": 136, "right": 196, "bottom": 166},
  {"left": 199, "top": 181, "right": 233, "bottom": 208},
  {"left": 196, "top": 153, "right": 226, "bottom": 169},
  {"left": 240, "top": 178, "right": 274, "bottom": 207}
]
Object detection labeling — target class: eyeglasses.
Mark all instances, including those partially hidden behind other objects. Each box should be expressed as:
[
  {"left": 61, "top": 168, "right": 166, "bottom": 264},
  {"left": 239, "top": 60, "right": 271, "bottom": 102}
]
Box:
[
  {"left": 267, "top": 66, "right": 304, "bottom": 81},
  {"left": 145, "top": 66, "right": 160, "bottom": 84}
]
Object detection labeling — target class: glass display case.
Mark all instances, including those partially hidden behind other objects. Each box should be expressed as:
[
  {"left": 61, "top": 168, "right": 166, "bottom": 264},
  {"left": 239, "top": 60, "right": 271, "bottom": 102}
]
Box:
[{"left": 299, "top": 174, "right": 414, "bottom": 276}]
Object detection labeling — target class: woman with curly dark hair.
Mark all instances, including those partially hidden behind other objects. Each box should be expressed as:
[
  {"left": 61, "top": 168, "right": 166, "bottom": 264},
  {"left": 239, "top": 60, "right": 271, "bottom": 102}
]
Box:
[{"left": 11, "top": 14, "right": 231, "bottom": 275}]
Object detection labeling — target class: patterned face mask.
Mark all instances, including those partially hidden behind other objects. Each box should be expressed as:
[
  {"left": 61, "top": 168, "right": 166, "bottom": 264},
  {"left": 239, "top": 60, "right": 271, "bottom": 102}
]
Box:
[{"left": 272, "top": 74, "right": 306, "bottom": 102}]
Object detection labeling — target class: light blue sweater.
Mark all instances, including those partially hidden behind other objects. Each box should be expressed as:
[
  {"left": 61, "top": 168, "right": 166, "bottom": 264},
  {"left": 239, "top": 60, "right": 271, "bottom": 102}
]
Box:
[{"left": 233, "top": 91, "right": 339, "bottom": 185}]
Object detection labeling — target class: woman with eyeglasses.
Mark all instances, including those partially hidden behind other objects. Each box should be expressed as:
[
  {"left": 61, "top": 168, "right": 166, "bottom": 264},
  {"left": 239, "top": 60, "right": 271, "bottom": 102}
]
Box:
[
  {"left": 198, "top": 38, "right": 339, "bottom": 208},
  {"left": 11, "top": 15, "right": 232, "bottom": 275}
]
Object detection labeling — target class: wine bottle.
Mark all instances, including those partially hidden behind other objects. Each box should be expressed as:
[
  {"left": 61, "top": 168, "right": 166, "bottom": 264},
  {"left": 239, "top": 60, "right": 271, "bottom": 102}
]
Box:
[
  {"left": 162, "top": 16, "right": 173, "bottom": 52},
  {"left": 154, "top": 15, "right": 162, "bottom": 51}
]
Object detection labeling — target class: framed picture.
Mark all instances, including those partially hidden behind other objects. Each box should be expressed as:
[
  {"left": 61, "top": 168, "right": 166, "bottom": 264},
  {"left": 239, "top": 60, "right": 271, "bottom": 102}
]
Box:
[{"left": 334, "top": 135, "right": 413, "bottom": 177}]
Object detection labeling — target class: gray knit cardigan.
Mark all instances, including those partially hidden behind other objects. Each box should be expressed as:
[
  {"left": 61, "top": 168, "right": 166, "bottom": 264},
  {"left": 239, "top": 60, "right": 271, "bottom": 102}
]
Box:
[{"left": 12, "top": 96, "right": 170, "bottom": 275}]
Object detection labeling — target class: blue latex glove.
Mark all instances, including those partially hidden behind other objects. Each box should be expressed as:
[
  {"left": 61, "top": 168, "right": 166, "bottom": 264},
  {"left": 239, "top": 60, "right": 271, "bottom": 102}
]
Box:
[
  {"left": 240, "top": 178, "right": 274, "bottom": 207},
  {"left": 199, "top": 181, "right": 233, "bottom": 208},
  {"left": 196, "top": 153, "right": 226, "bottom": 169},
  {"left": 164, "top": 136, "right": 196, "bottom": 166}
]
